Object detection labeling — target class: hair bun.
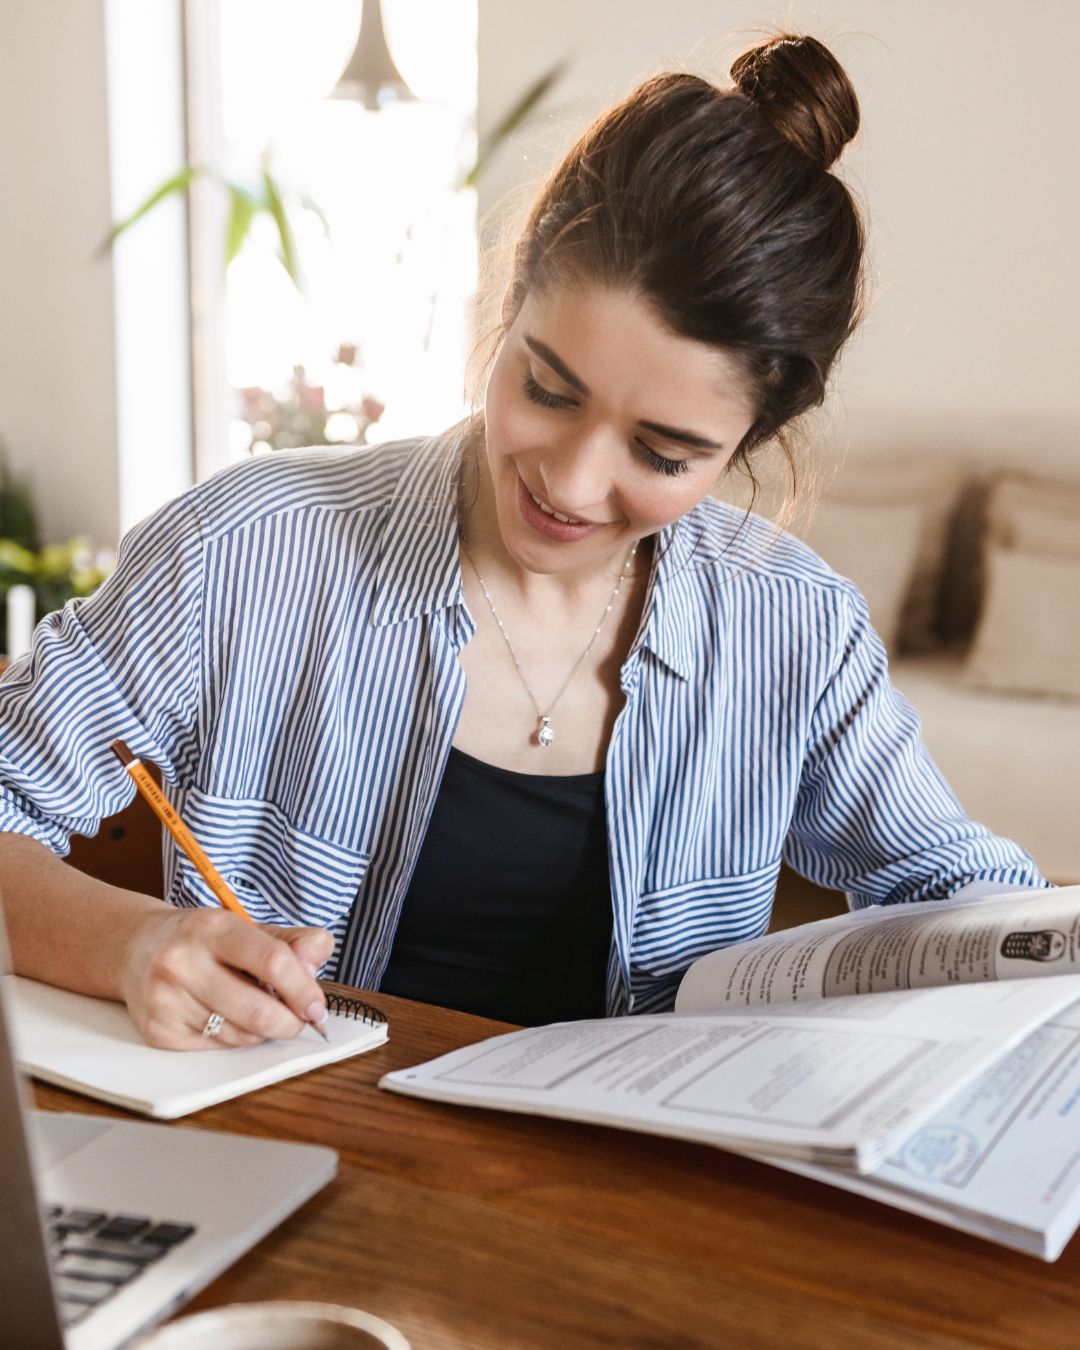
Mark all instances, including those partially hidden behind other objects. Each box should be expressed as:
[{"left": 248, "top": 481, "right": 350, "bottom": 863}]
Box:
[{"left": 730, "top": 35, "right": 859, "bottom": 170}]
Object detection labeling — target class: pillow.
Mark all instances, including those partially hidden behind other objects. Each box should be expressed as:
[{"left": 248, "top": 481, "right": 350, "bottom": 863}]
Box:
[
  {"left": 813, "top": 452, "right": 971, "bottom": 653},
  {"left": 716, "top": 447, "right": 971, "bottom": 651},
  {"left": 799, "top": 500, "right": 923, "bottom": 654},
  {"left": 963, "top": 546, "right": 1080, "bottom": 701},
  {"left": 987, "top": 475, "right": 1080, "bottom": 560}
]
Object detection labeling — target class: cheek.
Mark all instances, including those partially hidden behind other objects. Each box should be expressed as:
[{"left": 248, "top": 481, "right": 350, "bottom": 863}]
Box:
[
  {"left": 484, "top": 357, "right": 532, "bottom": 463},
  {"left": 622, "top": 467, "right": 726, "bottom": 533},
  {"left": 484, "top": 356, "right": 565, "bottom": 470}
]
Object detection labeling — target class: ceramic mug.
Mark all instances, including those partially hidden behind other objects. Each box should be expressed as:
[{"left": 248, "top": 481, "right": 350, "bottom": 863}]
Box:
[{"left": 135, "top": 1301, "right": 411, "bottom": 1350}]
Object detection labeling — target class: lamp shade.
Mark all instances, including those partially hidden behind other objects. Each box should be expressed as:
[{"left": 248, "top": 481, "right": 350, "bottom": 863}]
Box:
[{"left": 329, "top": 0, "right": 417, "bottom": 110}]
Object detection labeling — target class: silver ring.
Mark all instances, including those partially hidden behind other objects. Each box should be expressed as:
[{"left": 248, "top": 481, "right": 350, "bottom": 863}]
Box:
[{"left": 201, "top": 1012, "right": 225, "bottom": 1038}]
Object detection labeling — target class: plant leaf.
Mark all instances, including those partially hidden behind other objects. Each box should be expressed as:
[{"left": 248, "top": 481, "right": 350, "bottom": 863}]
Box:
[
  {"left": 463, "top": 61, "right": 567, "bottom": 189},
  {"left": 100, "top": 165, "right": 202, "bottom": 254},
  {"left": 261, "top": 167, "right": 301, "bottom": 286},
  {"left": 224, "top": 184, "right": 259, "bottom": 268},
  {"left": 300, "top": 193, "right": 331, "bottom": 239}
]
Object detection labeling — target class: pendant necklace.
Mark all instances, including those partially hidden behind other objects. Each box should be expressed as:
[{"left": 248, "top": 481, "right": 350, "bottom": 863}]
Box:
[{"left": 460, "top": 537, "right": 639, "bottom": 748}]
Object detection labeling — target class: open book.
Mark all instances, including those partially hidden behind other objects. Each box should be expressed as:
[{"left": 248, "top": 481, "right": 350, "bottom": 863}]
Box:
[
  {"left": 755, "top": 996, "right": 1080, "bottom": 1260},
  {"left": 7, "top": 975, "right": 388, "bottom": 1118},
  {"left": 382, "top": 885, "right": 1080, "bottom": 1253},
  {"left": 675, "top": 882, "right": 1080, "bottom": 1011}
]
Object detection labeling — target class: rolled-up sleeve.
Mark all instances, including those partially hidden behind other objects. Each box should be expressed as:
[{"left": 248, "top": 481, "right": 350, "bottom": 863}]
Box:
[
  {"left": 783, "top": 583, "right": 1048, "bottom": 906},
  {"left": 0, "top": 494, "right": 205, "bottom": 854}
]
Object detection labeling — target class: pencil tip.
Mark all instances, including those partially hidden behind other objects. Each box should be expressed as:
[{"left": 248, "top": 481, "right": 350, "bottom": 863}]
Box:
[
  {"left": 312, "top": 1020, "right": 330, "bottom": 1042},
  {"left": 110, "top": 738, "right": 135, "bottom": 766}
]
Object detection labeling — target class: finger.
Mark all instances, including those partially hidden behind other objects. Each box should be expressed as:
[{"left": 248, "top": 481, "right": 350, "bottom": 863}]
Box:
[
  {"left": 184, "top": 958, "right": 310, "bottom": 1043},
  {"left": 194, "top": 912, "right": 326, "bottom": 1026},
  {"left": 275, "top": 926, "right": 334, "bottom": 977},
  {"left": 150, "top": 911, "right": 316, "bottom": 1042},
  {"left": 138, "top": 975, "right": 268, "bottom": 1051}
]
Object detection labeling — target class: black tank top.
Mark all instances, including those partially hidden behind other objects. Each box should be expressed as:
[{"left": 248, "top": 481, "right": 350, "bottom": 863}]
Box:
[{"left": 379, "top": 747, "right": 612, "bottom": 1026}]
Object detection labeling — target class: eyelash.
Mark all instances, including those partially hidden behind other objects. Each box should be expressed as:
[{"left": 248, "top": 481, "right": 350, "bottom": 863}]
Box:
[
  {"left": 636, "top": 443, "right": 690, "bottom": 477},
  {"left": 521, "top": 373, "right": 690, "bottom": 477},
  {"left": 522, "top": 374, "right": 573, "bottom": 411}
]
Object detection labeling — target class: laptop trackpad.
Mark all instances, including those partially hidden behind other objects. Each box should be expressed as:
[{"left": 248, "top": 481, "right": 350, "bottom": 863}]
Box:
[{"left": 27, "top": 1111, "right": 114, "bottom": 1170}]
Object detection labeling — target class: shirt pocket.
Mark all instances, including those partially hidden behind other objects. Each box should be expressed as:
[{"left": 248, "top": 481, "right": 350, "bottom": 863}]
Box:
[
  {"left": 164, "top": 786, "right": 370, "bottom": 931},
  {"left": 631, "top": 862, "right": 780, "bottom": 980}
]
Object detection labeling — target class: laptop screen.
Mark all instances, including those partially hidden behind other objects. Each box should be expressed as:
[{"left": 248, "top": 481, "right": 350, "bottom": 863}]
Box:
[{"left": 0, "top": 917, "right": 65, "bottom": 1350}]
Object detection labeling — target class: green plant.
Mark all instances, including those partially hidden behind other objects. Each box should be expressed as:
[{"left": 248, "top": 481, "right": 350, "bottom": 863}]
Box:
[
  {"left": 0, "top": 451, "right": 40, "bottom": 552},
  {"left": 105, "top": 60, "right": 568, "bottom": 276},
  {"left": 0, "top": 445, "right": 112, "bottom": 628},
  {"left": 103, "top": 153, "right": 326, "bottom": 289},
  {"left": 461, "top": 61, "right": 567, "bottom": 190},
  {"left": 0, "top": 538, "right": 114, "bottom": 627}
]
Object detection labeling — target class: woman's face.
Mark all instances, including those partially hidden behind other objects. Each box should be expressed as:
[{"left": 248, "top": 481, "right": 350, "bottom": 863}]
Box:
[{"left": 482, "top": 283, "right": 758, "bottom": 576}]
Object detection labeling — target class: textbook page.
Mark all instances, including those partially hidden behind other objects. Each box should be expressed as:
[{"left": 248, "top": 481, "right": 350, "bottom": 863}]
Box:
[
  {"left": 5, "top": 975, "right": 388, "bottom": 1118},
  {"left": 676, "top": 885, "right": 1080, "bottom": 1012},
  {"left": 758, "top": 999, "right": 1080, "bottom": 1260},
  {"left": 381, "top": 976, "right": 1080, "bottom": 1172}
]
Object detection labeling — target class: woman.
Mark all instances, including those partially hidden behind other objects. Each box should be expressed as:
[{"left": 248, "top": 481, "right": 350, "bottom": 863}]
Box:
[{"left": 0, "top": 35, "right": 1045, "bottom": 1047}]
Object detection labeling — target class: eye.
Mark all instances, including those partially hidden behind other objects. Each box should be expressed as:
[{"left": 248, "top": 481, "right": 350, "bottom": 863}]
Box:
[
  {"left": 522, "top": 373, "right": 576, "bottom": 410},
  {"left": 636, "top": 440, "right": 690, "bottom": 477}
]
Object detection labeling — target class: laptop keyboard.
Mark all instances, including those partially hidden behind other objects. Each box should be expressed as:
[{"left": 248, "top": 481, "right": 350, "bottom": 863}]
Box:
[{"left": 45, "top": 1205, "right": 197, "bottom": 1328}]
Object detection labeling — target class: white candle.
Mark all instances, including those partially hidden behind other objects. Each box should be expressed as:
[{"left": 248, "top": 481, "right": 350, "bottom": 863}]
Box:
[{"left": 6, "top": 584, "right": 35, "bottom": 660}]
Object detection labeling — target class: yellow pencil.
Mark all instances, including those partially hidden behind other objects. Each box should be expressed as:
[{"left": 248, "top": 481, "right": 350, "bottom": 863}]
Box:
[{"left": 110, "top": 738, "right": 328, "bottom": 1041}]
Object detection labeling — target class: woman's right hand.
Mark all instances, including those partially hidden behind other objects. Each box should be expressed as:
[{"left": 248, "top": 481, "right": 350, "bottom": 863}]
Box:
[
  {"left": 2, "top": 831, "right": 335, "bottom": 1050},
  {"left": 119, "top": 904, "right": 336, "bottom": 1050}
]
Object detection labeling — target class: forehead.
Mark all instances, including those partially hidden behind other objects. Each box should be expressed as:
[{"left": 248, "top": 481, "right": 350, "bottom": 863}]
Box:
[{"left": 514, "top": 284, "right": 757, "bottom": 421}]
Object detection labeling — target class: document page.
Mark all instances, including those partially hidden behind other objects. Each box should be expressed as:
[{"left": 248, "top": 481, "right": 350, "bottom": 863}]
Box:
[
  {"left": 767, "top": 1000, "right": 1080, "bottom": 1259},
  {"left": 382, "top": 976, "right": 1080, "bottom": 1171},
  {"left": 676, "top": 885, "right": 1080, "bottom": 1012}
]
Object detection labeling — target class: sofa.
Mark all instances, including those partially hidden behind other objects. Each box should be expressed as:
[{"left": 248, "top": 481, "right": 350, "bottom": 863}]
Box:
[{"left": 785, "top": 435, "right": 1080, "bottom": 885}]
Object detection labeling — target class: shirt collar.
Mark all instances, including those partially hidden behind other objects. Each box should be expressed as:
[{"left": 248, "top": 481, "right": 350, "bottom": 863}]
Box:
[
  {"left": 371, "top": 430, "right": 466, "bottom": 628},
  {"left": 629, "top": 517, "right": 700, "bottom": 682}
]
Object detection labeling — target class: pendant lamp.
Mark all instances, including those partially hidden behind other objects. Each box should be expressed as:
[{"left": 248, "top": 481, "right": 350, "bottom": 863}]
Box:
[{"left": 329, "top": 0, "right": 417, "bottom": 110}]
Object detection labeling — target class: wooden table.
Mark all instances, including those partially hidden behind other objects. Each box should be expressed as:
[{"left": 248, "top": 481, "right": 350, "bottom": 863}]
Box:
[{"left": 33, "top": 988, "right": 1080, "bottom": 1350}]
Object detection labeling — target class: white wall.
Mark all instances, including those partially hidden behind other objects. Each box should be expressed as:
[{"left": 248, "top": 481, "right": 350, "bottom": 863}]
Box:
[
  {"left": 478, "top": 1, "right": 1080, "bottom": 468},
  {"left": 0, "top": 0, "right": 192, "bottom": 549},
  {"left": 0, "top": 0, "right": 122, "bottom": 546}
]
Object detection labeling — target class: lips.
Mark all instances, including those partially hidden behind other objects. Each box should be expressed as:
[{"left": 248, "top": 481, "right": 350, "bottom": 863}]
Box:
[{"left": 515, "top": 475, "right": 605, "bottom": 543}]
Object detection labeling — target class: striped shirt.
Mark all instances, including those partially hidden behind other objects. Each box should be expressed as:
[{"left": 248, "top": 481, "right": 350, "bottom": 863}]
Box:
[{"left": 0, "top": 432, "right": 1046, "bottom": 1014}]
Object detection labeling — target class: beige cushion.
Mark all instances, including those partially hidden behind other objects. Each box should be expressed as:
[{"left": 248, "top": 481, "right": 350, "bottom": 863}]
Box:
[
  {"left": 964, "top": 546, "right": 1080, "bottom": 701},
  {"left": 716, "top": 447, "right": 972, "bottom": 650},
  {"left": 799, "top": 501, "right": 923, "bottom": 653},
  {"left": 814, "top": 452, "right": 971, "bottom": 653},
  {"left": 987, "top": 475, "right": 1080, "bottom": 560}
]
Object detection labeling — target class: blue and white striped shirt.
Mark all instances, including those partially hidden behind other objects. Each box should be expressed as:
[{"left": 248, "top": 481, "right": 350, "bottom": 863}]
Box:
[{"left": 0, "top": 432, "right": 1046, "bottom": 1013}]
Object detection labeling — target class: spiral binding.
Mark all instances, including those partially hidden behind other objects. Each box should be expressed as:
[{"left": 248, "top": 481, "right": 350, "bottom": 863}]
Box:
[{"left": 324, "top": 991, "right": 388, "bottom": 1026}]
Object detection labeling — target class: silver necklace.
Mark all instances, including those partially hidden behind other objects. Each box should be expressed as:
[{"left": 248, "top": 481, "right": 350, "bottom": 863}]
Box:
[{"left": 461, "top": 538, "right": 639, "bottom": 748}]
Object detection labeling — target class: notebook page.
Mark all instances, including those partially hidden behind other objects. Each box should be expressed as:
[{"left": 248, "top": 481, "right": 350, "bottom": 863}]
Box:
[{"left": 5, "top": 975, "right": 387, "bottom": 1118}]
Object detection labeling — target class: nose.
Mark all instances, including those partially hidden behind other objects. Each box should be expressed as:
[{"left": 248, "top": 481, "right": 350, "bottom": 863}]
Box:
[{"left": 542, "top": 424, "right": 620, "bottom": 515}]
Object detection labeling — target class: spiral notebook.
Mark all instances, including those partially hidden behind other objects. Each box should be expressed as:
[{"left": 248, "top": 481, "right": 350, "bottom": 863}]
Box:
[{"left": 4, "top": 975, "right": 388, "bottom": 1118}]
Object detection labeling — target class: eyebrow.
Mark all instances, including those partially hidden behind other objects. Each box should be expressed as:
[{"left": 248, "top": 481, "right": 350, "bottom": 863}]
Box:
[
  {"left": 637, "top": 420, "right": 725, "bottom": 452},
  {"left": 524, "top": 335, "right": 726, "bottom": 453},
  {"left": 525, "top": 337, "right": 590, "bottom": 394}
]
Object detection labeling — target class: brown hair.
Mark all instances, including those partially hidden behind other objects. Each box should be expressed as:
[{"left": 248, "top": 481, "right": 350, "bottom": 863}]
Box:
[{"left": 479, "top": 34, "right": 865, "bottom": 511}]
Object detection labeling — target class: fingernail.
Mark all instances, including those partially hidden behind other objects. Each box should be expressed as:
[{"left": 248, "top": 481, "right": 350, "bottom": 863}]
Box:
[
  {"left": 306, "top": 1000, "right": 328, "bottom": 1025},
  {"left": 303, "top": 962, "right": 319, "bottom": 978}
]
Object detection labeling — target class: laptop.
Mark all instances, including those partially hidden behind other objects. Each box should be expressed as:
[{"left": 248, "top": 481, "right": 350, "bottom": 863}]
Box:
[{"left": 0, "top": 923, "right": 338, "bottom": 1350}]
